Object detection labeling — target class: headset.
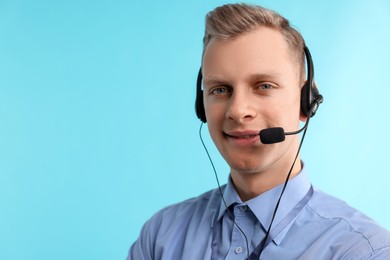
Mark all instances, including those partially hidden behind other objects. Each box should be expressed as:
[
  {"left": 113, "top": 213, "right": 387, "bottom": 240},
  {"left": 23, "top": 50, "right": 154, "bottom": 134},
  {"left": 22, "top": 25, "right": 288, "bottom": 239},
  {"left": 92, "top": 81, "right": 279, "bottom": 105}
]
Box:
[{"left": 195, "top": 46, "right": 323, "bottom": 123}]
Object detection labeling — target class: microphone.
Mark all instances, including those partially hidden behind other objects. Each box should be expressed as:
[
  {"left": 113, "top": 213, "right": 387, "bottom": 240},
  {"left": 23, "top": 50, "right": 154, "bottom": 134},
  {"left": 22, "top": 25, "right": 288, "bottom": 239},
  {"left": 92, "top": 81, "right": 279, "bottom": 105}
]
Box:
[
  {"left": 259, "top": 126, "right": 305, "bottom": 144},
  {"left": 259, "top": 127, "right": 286, "bottom": 144}
]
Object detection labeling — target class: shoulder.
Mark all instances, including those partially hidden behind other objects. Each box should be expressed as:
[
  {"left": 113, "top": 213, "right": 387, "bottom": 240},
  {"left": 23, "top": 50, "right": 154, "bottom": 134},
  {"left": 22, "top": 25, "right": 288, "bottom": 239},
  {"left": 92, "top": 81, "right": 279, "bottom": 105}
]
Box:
[
  {"left": 128, "top": 187, "right": 223, "bottom": 259},
  {"left": 149, "top": 186, "right": 222, "bottom": 226},
  {"left": 305, "top": 188, "right": 390, "bottom": 258}
]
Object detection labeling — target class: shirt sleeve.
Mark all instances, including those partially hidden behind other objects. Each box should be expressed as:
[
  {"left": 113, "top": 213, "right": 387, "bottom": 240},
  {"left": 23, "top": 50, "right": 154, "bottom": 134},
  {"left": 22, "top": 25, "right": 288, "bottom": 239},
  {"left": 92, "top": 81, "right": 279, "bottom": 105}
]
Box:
[
  {"left": 127, "top": 212, "right": 163, "bottom": 260},
  {"left": 127, "top": 221, "right": 156, "bottom": 260},
  {"left": 127, "top": 242, "right": 145, "bottom": 260}
]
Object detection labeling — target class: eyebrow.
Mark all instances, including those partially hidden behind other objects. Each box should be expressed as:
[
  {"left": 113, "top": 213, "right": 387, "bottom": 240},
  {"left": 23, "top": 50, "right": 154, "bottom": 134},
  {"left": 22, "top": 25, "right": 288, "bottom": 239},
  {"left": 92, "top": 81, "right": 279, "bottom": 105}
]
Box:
[
  {"left": 203, "top": 72, "right": 281, "bottom": 86},
  {"left": 247, "top": 72, "right": 281, "bottom": 82},
  {"left": 202, "top": 77, "right": 228, "bottom": 86}
]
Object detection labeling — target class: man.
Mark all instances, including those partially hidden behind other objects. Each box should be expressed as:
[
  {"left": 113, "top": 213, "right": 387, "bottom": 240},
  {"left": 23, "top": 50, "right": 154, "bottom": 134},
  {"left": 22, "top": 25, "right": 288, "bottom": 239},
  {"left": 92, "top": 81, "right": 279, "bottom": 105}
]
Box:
[{"left": 129, "top": 3, "right": 390, "bottom": 259}]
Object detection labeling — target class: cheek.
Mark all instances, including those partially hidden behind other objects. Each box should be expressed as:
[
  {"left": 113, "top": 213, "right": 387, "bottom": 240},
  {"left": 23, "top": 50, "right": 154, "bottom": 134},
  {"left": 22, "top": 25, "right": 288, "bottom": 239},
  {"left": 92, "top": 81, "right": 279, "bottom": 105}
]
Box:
[
  {"left": 206, "top": 120, "right": 225, "bottom": 155},
  {"left": 206, "top": 112, "right": 223, "bottom": 136},
  {"left": 265, "top": 92, "right": 301, "bottom": 127},
  {"left": 204, "top": 102, "right": 224, "bottom": 122},
  {"left": 205, "top": 107, "right": 229, "bottom": 153},
  {"left": 280, "top": 93, "right": 302, "bottom": 125}
]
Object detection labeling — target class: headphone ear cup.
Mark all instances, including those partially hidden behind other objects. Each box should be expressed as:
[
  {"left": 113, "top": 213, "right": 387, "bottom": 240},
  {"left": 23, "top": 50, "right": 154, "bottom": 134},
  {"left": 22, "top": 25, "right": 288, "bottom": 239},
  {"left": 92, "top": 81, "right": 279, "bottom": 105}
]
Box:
[
  {"left": 300, "top": 81, "right": 311, "bottom": 117},
  {"left": 195, "top": 91, "right": 206, "bottom": 123},
  {"left": 195, "top": 69, "right": 207, "bottom": 123},
  {"left": 301, "top": 81, "right": 322, "bottom": 118}
]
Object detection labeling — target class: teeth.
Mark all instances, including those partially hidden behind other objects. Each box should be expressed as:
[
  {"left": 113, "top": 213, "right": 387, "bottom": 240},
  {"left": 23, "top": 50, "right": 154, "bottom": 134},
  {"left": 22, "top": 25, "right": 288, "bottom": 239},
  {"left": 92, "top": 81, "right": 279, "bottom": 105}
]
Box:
[
  {"left": 227, "top": 133, "right": 258, "bottom": 139},
  {"left": 239, "top": 135, "right": 255, "bottom": 138}
]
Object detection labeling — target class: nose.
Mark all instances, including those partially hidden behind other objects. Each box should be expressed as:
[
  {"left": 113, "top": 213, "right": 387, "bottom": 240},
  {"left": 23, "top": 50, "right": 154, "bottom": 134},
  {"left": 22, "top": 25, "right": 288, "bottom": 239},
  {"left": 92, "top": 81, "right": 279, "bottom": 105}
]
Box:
[{"left": 225, "top": 89, "right": 256, "bottom": 122}]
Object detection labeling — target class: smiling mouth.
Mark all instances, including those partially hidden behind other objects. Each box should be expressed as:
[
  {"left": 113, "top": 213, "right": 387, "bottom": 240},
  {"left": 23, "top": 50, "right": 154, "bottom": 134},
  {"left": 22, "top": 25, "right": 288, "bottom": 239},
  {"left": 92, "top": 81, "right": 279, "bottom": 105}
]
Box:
[
  {"left": 226, "top": 134, "right": 259, "bottom": 139},
  {"left": 224, "top": 131, "right": 261, "bottom": 144}
]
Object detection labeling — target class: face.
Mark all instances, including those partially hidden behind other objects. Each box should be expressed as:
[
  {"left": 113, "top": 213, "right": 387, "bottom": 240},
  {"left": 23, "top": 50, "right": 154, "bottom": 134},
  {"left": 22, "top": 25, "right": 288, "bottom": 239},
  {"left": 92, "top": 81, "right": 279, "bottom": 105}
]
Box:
[{"left": 202, "top": 26, "right": 304, "bottom": 177}]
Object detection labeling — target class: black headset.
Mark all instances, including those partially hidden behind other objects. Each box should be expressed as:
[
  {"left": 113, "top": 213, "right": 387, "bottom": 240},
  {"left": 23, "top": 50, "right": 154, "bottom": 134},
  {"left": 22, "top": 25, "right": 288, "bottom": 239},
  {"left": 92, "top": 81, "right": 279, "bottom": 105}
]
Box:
[{"left": 195, "top": 46, "right": 323, "bottom": 123}]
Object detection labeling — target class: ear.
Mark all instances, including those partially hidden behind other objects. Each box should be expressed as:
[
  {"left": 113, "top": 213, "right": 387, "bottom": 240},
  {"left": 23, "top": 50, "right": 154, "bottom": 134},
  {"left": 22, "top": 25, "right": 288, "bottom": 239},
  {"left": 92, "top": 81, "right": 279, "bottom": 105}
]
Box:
[{"left": 300, "top": 111, "right": 308, "bottom": 122}]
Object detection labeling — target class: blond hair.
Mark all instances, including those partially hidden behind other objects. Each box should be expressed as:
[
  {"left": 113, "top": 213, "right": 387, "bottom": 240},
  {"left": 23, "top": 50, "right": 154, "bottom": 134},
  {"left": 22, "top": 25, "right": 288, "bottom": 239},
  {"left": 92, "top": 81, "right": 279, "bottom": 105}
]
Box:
[{"left": 203, "top": 3, "right": 306, "bottom": 79}]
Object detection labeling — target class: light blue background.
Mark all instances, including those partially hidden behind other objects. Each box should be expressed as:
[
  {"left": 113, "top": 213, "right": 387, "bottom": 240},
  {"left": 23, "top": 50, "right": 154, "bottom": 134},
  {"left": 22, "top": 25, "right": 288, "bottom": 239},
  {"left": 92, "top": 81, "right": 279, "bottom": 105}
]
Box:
[{"left": 1, "top": 0, "right": 389, "bottom": 259}]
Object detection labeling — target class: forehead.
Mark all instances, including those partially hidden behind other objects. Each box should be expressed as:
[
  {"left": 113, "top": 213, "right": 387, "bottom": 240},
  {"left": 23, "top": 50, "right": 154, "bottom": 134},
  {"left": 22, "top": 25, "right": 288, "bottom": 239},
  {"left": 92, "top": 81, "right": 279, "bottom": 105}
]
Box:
[{"left": 202, "top": 27, "right": 299, "bottom": 82}]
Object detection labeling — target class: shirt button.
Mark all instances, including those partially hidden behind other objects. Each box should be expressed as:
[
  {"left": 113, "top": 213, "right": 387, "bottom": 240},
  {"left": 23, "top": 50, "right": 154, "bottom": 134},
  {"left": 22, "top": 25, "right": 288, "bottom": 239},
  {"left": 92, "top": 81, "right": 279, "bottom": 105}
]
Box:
[{"left": 235, "top": 246, "right": 243, "bottom": 254}]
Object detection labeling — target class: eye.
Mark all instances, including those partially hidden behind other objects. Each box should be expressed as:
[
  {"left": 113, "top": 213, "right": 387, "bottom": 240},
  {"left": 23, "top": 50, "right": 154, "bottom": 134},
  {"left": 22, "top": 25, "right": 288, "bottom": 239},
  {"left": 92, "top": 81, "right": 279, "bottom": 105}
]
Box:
[
  {"left": 259, "top": 83, "right": 273, "bottom": 91},
  {"left": 210, "top": 87, "right": 231, "bottom": 95}
]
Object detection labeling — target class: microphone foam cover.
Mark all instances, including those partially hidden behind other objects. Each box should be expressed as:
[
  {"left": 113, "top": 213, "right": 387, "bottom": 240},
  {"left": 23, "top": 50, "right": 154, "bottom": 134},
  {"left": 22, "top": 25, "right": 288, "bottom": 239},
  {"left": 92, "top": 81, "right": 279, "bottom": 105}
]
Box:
[{"left": 260, "top": 127, "right": 286, "bottom": 144}]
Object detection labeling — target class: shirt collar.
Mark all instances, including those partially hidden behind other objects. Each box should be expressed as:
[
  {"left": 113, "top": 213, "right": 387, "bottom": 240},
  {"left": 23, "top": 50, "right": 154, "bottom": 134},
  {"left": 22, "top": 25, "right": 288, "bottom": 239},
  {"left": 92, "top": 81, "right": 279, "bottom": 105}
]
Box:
[
  {"left": 217, "top": 177, "right": 243, "bottom": 220},
  {"left": 217, "top": 165, "right": 311, "bottom": 245}
]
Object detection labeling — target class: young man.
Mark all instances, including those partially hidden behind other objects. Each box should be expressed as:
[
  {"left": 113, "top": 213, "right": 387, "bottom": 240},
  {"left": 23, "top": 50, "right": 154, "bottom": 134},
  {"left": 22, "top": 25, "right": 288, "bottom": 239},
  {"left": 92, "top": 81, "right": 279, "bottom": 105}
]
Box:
[{"left": 129, "top": 4, "right": 390, "bottom": 259}]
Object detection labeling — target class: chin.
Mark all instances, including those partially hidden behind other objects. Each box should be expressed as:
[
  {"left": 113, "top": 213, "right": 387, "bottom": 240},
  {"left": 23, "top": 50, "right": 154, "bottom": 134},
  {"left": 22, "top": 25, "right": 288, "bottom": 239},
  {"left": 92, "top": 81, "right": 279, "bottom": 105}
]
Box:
[
  {"left": 225, "top": 147, "right": 286, "bottom": 174},
  {"left": 226, "top": 157, "right": 268, "bottom": 175}
]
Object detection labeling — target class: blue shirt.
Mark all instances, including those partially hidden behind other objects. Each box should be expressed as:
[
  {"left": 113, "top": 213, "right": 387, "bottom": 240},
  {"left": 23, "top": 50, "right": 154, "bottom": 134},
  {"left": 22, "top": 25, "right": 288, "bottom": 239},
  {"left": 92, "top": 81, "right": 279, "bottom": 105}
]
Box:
[{"left": 128, "top": 170, "right": 390, "bottom": 259}]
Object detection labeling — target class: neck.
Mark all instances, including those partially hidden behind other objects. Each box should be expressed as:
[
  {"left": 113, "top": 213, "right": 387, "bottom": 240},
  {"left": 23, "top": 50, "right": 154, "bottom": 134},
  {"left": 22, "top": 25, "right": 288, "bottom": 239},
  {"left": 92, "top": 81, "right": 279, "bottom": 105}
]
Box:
[{"left": 230, "top": 157, "right": 302, "bottom": 202}]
